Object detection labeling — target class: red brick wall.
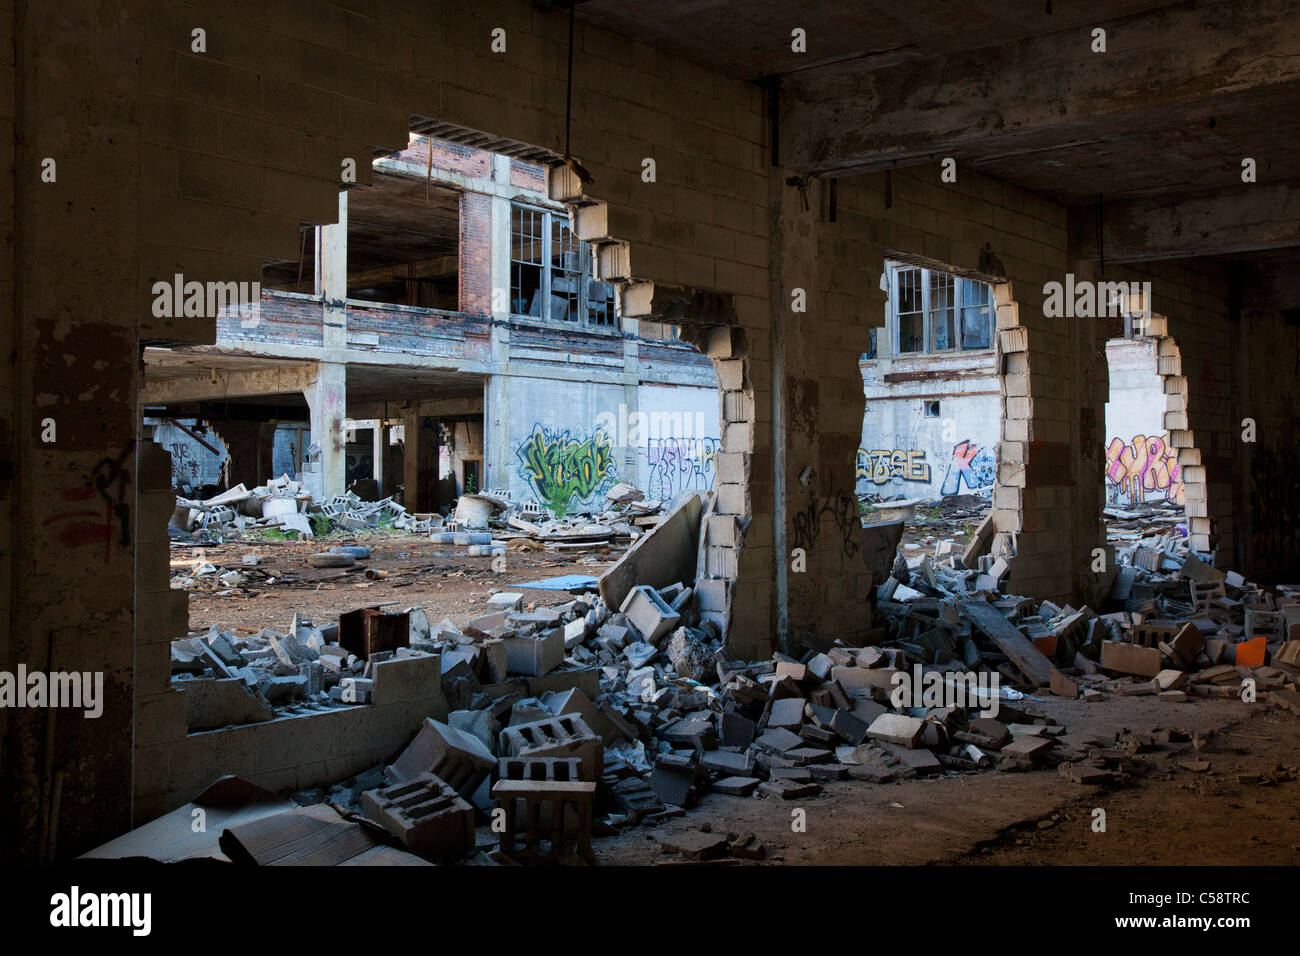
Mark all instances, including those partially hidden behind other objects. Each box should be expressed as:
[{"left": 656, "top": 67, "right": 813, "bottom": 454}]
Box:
[{"left": 459, "top": 192, "right": 492, "bottom": 316}]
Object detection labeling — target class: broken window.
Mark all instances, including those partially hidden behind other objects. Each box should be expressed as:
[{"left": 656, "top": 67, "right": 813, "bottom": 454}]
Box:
[
  {"left": 959, "top": 278, "right": 992, "bottom": 349},
  {"left": 930, "top": 271, "right": 955, "bottom": 351},
  {"left": 895, "top": 266, "right": 924, "bottom": 353},
  {"left": 511, "top": 205, "right": 545, "bottom": 317},
  {"left": 888, "top": 263, "right": 993, "bottom": 356},
  {"left": 510, "top": 203, "right": 620, "bottom": 330}
]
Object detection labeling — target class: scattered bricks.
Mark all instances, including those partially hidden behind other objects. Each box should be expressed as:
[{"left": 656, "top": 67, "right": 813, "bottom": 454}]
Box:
[
  {"left": 865, "top": 713, "right": 925, "bottom": 748},
  {"left": 1132, "top": 622, "right": 1180, "bottom": 649},
  {"left": 730, "top": 833, "right": 765, "bottom": 860},
  {"left": 1049, "top": 669, "right": 1079, "bottom": 699},
  {"left": 754, "top": 727, "right": 804, "bottom": 754},
  {"left": 712, "top": 776, "right": 760, "bottom": 796},
  {"left": 806, "top": 653, "right": 833, "bottom": 680},
  {"left": 769, "top": 766, "right": 813, "bottom": 782},
  {"left": 1000, "top": 736, "right": 1054, "bottom": 763},
  {"left": 610, "top": 776, "right": 665, "bottom": 819},
  {"left": 1194, "top": 664, "right": 1239, "bottom": 684},
  {"left": 1245, "top": 609, "right": 1285, "bottom": 642},
  {"left": 830, "top": 708, "right": 870, "bottom": 745},
  {"left": 1275, "top": 641, "right": 1300, "bottom": 668},
  {"left": 620, "top": 585, "right": 682, "bottom": 644},
  {"left": 702, "top": 750, "right": 755, "bottom": 776},
  {"left": 1158, "top": 690, "right": 1189, "bottom": 702},
  {"left": 809, "top": 763, "right": 852, "bottom": 781},
  {"left": 650, "top": 754, "right": 697, "bottom": 807},
  {"left": 500, "top": 714, "right": 604, "bottom": 781},
  {"left": 492, "top": 777, "right": 597, "bottom": 865},
  {"left": 831, "top": 665, "right": 899, "bottom": 696},
  {"left": 486, "top": 591, "right": 524, "bottom": 611},
  {"left": 1161, "top": 622, "right": 1206, "bottom": 669},
  {"left": 880, "top": 743, "right": 943, "bottom": 776},
  {"left": 1155, "top": 669, "right": 1188, "bottom": 691},
  {"left": 1189, "top": 580, "right": 1226, "bottom": 612},
  {"left": 360, "top": 773, "right": 474, "bottom": 861},
  {"left": 1117, "top": 679, "right": 1159, "bottom": 696},
  {"left": 1058, "top": 763, "right": 1114, "bottom": 785},
  {"left": 498, "top": 756, "right": 584, "bottom": 782},
  {"left": 501, "top": 627, "right": 564, "bottom": 677},
  {"left": 658, "top": 717, "right": 716, "bottom": 750},
  {"left": 767, "top": 697, "right": 804, "bottom": 732},
  {"left": 1101, "top": 640, "right": 1162, "bottom": 678},
  {"left": 719, "top": 712, "right": 756, "bottom": 747},
  {"left": 657, "top": 829, "right": 730, "bottom": 861},
  {"left": 774, "top": 660, "right": 808, "bottom": 683},
  {"left": 758, "top": 779, "right": 823, "bottom": 800},
  {"left": 1269, "top": 688, "right": 1300, "bottom": 716},
  {"left": 387, "top": 718, "right": 496, "bottom": 800},
  {"left": 786, "top": 746, "right": 834, "bottom": 766}
]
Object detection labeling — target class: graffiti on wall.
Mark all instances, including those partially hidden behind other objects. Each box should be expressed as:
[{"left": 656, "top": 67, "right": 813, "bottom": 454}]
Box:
[
  {"left": 940, "top": 440, "right": 996, "bottom": 495},
  {"left": 855, "top": 448, "right": 931, "bottom": 486},
  {"left": 516, "top": 425, "right": 617, "bottom": 518},
  {"left": 1105, "top": 433, "right": 1183, "bottom": 503},
  {"left": 641, "top": 437, "right": 719, "bottom": 500}
]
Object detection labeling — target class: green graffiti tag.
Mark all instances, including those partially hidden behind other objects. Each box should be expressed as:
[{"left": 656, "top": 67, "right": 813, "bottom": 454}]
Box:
[{"left": 516, "top": 425, "right": 616, "bottom": 517}]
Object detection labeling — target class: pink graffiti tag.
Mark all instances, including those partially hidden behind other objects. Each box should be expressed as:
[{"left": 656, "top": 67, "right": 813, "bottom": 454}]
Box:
[{"left": 1105, "top": 433, "right": 1183, "bottom": 502}]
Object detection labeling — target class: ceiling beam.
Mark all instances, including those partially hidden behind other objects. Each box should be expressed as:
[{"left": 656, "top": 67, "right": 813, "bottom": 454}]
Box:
[
  {"left": 781, "top": 0, "right": 1300, "bottom": 177},
  {"left": 1071, "top": 182, "right": 1300, "bottom": 263}
]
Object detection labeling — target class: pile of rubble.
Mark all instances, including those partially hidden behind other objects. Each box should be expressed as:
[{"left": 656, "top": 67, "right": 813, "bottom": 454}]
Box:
[
  {"left": 172, "top": 477, "right": 442, "bottom": 542},
  {"left": 439, "top": 482, "right": 666, "bottom": 558},
  {"left": 156, "top": 487, "right": 1300, "bottom": 865}
]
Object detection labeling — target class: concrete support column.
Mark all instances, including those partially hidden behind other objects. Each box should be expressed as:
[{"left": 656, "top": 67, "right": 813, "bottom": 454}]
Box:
[
  {"left": 306, "top": 363, "right": 347, "bottom": 499},
  {"left": 402, "top": 410, "right": 439, "bottom": 513},
  {"left": 372, "top": 422, "right": 384, "bottom": 494},
  {"left": 484, "top": 155, "right": 513, "bottom": 496}
]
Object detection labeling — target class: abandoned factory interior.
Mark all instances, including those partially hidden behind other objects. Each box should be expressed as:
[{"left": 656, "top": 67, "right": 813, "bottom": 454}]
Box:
[{"left": 3, "top": 0, "right": 1299, "bottom": 929}]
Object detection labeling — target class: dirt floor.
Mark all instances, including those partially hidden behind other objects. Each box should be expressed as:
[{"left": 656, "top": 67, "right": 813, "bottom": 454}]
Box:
[
  {"left": 175, "top": 533, "right": 615, "bottom": 634},
  {"left": 592, "top": 697, "right": 1300, "bottom": 866}
]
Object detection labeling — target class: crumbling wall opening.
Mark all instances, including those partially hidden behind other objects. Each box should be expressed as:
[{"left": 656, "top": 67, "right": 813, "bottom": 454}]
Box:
[
  {"left": 859, "top": 259, "right": 1000, "bottom": 510},
  {"left": 1107, "top": 310, "right": 1210, "bottom": 557},
  {"left": 861, "top": 252, "right": 1017, "bottom": 575}
]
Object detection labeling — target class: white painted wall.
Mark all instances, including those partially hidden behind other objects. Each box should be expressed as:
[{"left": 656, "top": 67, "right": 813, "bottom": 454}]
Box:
[
  {"left": 504, "top": 376, "right": 720, "bottom": 516},
  {"left": 634, "top": 382, "right": 721, "bottom": 500},
  {"left": 1103, "top": 338, "right": 1181, "bottom": 505},
  {"left": 859, "top": 352, "right": 1000, "bottom": 499}
]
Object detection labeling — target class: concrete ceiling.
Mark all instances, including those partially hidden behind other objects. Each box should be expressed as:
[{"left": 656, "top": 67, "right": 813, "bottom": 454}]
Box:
[
  {"left": 569, "top": 0, "right": 1300, "bottom": 275},
  {"left": 572, "top": 0, "right": 1163, "bottom": 81}
]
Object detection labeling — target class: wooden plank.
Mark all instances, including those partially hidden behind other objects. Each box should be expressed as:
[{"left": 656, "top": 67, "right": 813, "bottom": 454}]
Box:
[{"left": 960, "top": 600, "right": 1055, "bottom": 687}]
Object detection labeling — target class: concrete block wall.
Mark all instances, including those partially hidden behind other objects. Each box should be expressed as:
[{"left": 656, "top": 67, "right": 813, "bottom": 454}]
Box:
[
  {"left": 1233, "top": 310, "right": 1300, "bottom": 579},
  {"left": 822, "top": 166, "right": 1102, "bottom": 607}
]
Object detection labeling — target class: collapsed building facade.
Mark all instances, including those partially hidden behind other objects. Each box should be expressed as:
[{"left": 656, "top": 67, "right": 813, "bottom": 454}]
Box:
[{"left": 5, "top": 0, "right": 1300, "bottom": 862}]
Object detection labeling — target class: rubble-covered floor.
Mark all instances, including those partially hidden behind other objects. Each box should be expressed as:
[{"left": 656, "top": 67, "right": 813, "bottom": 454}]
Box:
[
  {"left": 178, "top": 534, "right": 614, "bottom": 634},
  {"left": 594, "top": 696, "right": 1300, "bottom": 865}
]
